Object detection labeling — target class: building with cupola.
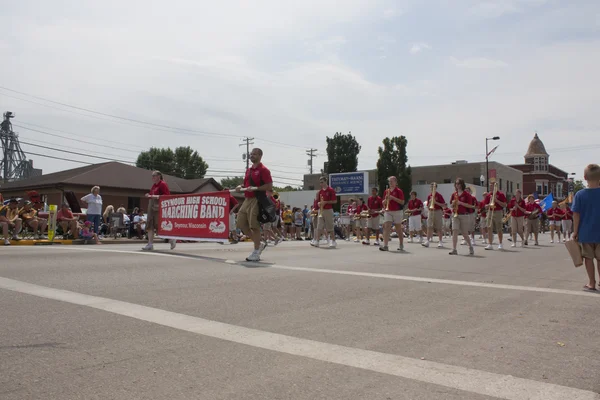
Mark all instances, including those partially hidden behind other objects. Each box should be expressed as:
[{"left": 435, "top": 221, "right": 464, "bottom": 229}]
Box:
[{"left": 509, "top": 133, "right": 569, "bottom": 200}]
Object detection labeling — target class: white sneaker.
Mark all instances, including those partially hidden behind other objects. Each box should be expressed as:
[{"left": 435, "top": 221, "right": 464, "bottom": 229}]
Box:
[
  {"left": 422, "top": 241, "right": 430, "bottom": 248},
  {"left": 461, "top": 240, "right": 466, "bottom": 246},
  {"left": 246, "top": 251, "right": 260, "bottom": 262},
  {"left": 485, "top": 244, "right": 493, "bottom": 250},
  {"left": 408, "top": 237, "right": 413, "bottom": 243},
  {"left": 170, "top": 239, "right": 177, "bottom": 250},
  {"left": 310, "top": 240, "right": 320, "bottom": 248},
  {"left": 34, "top": 234, "right": 40, "bottom": 240},
  {"left": 469, "top": 246, "right": 474, "bottom": 255},
  {"left": 142, "top": 244, "right": 154, "bottom": 251},
  {"left": 374, "top": 241, "right": 380, "bottom": 246},
  {"left": 4, "top": 239, "right": 10, "bottom": 246},
  {"left": 258, "top": 241, "right": 267, "bottom": 255},
  {"left": 498, "top": 244, "right": 504, "bottom": 250},
  {"left": 437, "top": 242, "right": 443, "bottom": 248},
  {"left": 550, "top": 240, "right": 554, "bottom": 243},
  {"left": 511, "top": 243, "right": 516, "bottom": 248},
  {"left": 329, "top": 240, "right": 337, "bottom": 248}
]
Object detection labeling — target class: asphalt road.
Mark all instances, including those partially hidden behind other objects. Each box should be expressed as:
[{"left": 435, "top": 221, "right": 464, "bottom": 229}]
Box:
[{"left": 1, "top": 234, "right": 599, "bottom": 400}]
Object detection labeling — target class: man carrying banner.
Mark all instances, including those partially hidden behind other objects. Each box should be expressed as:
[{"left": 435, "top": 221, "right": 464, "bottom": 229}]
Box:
[{"left": 235, "top": 148, "right": 273, "bottom": 261}]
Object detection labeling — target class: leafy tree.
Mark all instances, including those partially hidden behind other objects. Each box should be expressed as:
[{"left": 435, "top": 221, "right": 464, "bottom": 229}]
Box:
[
  {"left": 220, "top": 176, "right": 244, "bottom": 189},
  {"left": 573, "top": 179, "right": 586, "bottom": 194},
  {"left": 325, "top": 132, "right": 361, "bottom": 174},
  {"left": 136, "top": 146, "right": 208, "bottom": 179},
  {"left": 274, "top": 185, "right": 301, "bottom": 192},
  {"left": 376, "top": 136, "right": 412, "bottom": 198}
]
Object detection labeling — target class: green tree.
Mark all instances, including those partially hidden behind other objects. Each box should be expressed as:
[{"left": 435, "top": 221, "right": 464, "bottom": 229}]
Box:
[
  {"left": 573, "top": 179, "right": 586, "bottom": 194},
  {"left": 376, "top": 136, "right": 412, "bottom": 198},
  {"left": 220, "top": 176, "right": 244, "bottom": 188},
  {"left": 136, "top": 146, "right": 208, "bottom": 179},
  {"left": 325, "top": 132, "right": 361, "bottom": 174}
]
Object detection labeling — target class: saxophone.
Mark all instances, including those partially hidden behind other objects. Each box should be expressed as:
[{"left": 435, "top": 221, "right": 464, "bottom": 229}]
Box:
[
  {"left": 318, "top": 195, "right": 324, "bottom": 219},
  {"left": 452, "top": 191, "right": 459, "bottom": 218},
  {"left": 486, "top": 182, "right": 498, "bottom": 225},
  {"left": 429, "top": 183, "right": 438, "bottom": 211}
]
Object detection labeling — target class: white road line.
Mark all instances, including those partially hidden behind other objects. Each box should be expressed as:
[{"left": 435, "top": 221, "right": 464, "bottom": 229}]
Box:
[
  {"left": 59, "top": 247, "right": 599, "bottom": 298},
  {"left": 0, "top": 276, "right": 597, "bottom": 400}
]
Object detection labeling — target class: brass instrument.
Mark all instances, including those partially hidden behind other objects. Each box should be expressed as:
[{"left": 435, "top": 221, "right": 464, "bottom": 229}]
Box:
[
  {"left": 528, "top": 208, "right": 539, "bottom": 220},
  {"left": 429, "top": 183, "right": 438, "bottom": 211},
  {"left": 404, "top": 208, "right": 413, "bottom": 217},
  {"left": 318, "top": 195, "right": 324, "bottom": 219},
  {"left": 452, "top": 191, "right": 459, "bottom": 218},
  {"left": 353, "top": 210, "right": 370, "bottom": 220},
  {"left": 502, "top": 212, "right": 511, "bottom": 224},
  {"left": 383, "top": 188, "right": 391, "bottom": 212},
  {"left": 486, "top": 181, "right": 498, "bottom": 225}
]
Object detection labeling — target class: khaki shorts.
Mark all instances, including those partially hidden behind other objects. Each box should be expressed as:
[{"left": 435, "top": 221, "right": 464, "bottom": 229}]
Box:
[
  {"left": 452, "top": 214, "right": 470, "bottom": 236},
  {"left": 443, "top": 218, "right": 451, "bottom": 230},
  {"left": 317, "top": 208, "right": 334, "bottom": 232},
  {"left": 487, "top": 211, "right": 503, "bottom": 233},
  {"left": 581, "top": 243, "right": 600, "bottom": 260},
  {"left": 384, "top": 210, "right": 403, "bottom": 225},
  {"left": 468, "top": 213, "right": 476, "bottom": 232},
  {"left": 561, "top": 220, "right": 572, "bottom": 233},
  {"left": 427, "top": 209, "right": 443, "bottom": 231},
  {"left": 511, "top": 216, "right": 524, "bottom": 233},
  {"left": 237, "top": 197, "right": 260, "bottom": 233},
  {"left": 526, "top": 218, "right": 539, "bottom": 234},
  {"left": 357, "top": 218, "right": 368, "bottom": 228},
  {"left": 368, "top": 215, "right": 381, "bottom": 230}
]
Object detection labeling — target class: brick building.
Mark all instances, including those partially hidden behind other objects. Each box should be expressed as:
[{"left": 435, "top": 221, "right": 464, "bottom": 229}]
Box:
[
  {"left": 509, "top": 133, "right": 569, "bottom": 200},
  {"left": 0, "top": 162, "right": 224, "bottom": 211}
]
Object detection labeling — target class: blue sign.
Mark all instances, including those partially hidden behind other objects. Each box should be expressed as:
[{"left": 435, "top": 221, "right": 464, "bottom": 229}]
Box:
[{"left": 329, "top": 172, "right": 369, "bottom": 195}]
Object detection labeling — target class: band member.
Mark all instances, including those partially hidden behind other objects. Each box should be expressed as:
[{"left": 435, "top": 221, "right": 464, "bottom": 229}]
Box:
[
  {"left": 235, "top": 148, "right": 273, "bottom": 261},
  {"left": 449, "top": 178, "right": 475, "bottom": 255},
  {"left": 560, "top": 202, "right": 573, "bottom": 241},
  {"left": 355, "top": 198, "right": 368, "bottom": 243},
  {"left": 483, "top": 182, "right": 507, "bottom": 250},
  {"left": 546, "top": 201, "right": 562, "bottom": 243},
  {"left": 422, "top": 182, "right": 446, "bottom": 248},
  {"left": 19, "top": 200, "right": 48, "bottom": 240},
  {"left": 345, "top": 199, "right": 356, "bottom": 241},
  {"left": 379, "top": 176, "right": 405, "bottom": 251},
  {"left": 464, "top": 187, "right": 477, "bottom": 245},
  {"left": 406, "top": 191, "right": 424, "bottom": 243},
  {"left": 443, "top": 206, "right": 452, "bottom": 237},
  {"left": 479, "top": 192, "right": 488, "bottom": 244},
  {"left": 507, "top": 190, "right": 527, "bottom": 247},
  {"left": 524, "top": 194, "right": 542, "bottom": 246},
  {"left": 366, "top": 187, "right": 382, "bottom": 246},
  {"left": 312, "top": 176, "right": 337, "bottom": 248}
]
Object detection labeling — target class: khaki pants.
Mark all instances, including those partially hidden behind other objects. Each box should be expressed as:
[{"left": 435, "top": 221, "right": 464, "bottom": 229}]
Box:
[
  {"left": 487, "top": 211, "right": 503, "bottom": 233},
  {"left": 317, "top": 208, "right": 334, "bottom": 232},
  {"left": 452, "top": 214, "right": 470, "bottom": 236},
  {"left": 427, "top": 209, "right": 443, "bottom": 232},
  {"left": 526, "top": 218, "right": 539, "bottom": 236},
  {"left": 237, "top": 197, "right": 260, "bottom": 233},
  {"left": 511, "top": 216, "right": 524, "bottom": 234}
]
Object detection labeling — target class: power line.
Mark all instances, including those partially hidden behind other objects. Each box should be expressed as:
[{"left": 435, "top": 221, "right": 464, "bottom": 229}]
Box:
[
  {"left": 306, "top": 148, "right": 317, "bottom": 174},
  {"left": 19, "top": 140, "right": 136, "bottom": 164}
]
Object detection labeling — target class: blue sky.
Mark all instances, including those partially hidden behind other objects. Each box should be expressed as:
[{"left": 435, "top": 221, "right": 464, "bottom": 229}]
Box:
[{"left": 0, "top": 0, "right": 598, "bottom": 186}]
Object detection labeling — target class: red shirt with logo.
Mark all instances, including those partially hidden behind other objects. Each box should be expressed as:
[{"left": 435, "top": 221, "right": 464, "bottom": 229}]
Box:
[
  {"left": 450, "top": 191, "right": 473, "bottom": 215},
  {"left": 483, "top": 191, "right": 507, "bottom": 212},
  {"left": 386, "top": 187, "right": 404, "bottom": 211},
  {"left": 368, "top": 195, "right": 382, "bottom": 216},
  {"left": 408, "top": 198, "right": 423, "bottom": 216},
  {"left": 427, "top": 192, "right": 445, "bottom": 211},
  {"left": 243, "top": 163, "right": 273, "bottom": 198},
  {"left": 547, "top": 207, "right": 561, "bottom": 221},
  {"left": 508, "top": 198, "right": 526, "bottom": 217},
  {"left": 150, "top": 180, "right": 171, "bottom": 196},
  {"left": 355, "top": 203, "right": 367, "bottom": 213},
  {"left": 563, "top": 206, "right": 573, "bottom": 220},
  {"left": 525, "top": 202, "right": 542, "bottom": 217},
  {"left": 318, "top": 186, "right": 337, "bottom": 210}
]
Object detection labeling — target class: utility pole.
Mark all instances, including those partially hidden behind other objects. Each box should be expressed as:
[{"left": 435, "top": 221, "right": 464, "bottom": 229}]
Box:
[
  {"left": 306, "top": 148, "right": 317, "bottom": 174},
  {"left": 240, "top": 137, "right": 254, "bottom": 170}
]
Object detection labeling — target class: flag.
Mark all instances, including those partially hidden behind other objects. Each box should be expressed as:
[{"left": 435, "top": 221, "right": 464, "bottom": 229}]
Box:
[
  {"left": 533, "top": 191, "right": 539, "bottom": 200},
  {"left": 539, "top": 193, "right": 554, "bottom": 212},
  {"left": 486, "top": 145, "right": 499, "bottom": 158}
]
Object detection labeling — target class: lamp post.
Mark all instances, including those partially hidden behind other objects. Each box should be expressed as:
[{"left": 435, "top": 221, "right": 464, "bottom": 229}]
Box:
[{"left": 485, "top": 136, "right": 500, "bottom": 191}]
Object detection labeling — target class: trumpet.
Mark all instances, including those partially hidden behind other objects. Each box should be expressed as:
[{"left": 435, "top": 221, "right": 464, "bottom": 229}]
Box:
[
  {"left": 429, "top": 183, "right": 438, "bottom": 211},
  {"left": 383, "top": 188, "right": 391, "bottom": 212},
  {"left": 452, "top": 191, "right": 459, "bottom": 218},
  {"left": 486, "top": 182, "right": 498, "bottom": 225},
  {"left": 318, "top": 195, "right": 325, "bottom": 219}
]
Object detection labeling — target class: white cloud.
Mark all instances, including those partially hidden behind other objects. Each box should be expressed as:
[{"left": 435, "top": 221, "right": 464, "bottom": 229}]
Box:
[
  {"left": 468, "top": 0, "right": 547, "bottom": 19},
  {"left": 383, "top": 7, "right": 403, "bottom": 19},
  {"left": 409, "top": 43, "right": 431, "bottom": 54},
  {"left": 449, "top": 57, "right": 509, "bottom": 69}
]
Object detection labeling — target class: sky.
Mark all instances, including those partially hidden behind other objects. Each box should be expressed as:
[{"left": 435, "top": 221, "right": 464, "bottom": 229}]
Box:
[{"left": 0, "top": 0, "right": 598, "bottom": 187}]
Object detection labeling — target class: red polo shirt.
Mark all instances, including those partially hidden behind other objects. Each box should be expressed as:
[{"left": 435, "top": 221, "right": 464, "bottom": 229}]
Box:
[
  {"left": 150, "top": 180, "right": 170, "bottom": 196},
  {"left": 318, "top": 186, "right": 337, "bottom": 209},
  {"left": 57, "top": 209, "right": 74, "bottom": 221},
  {"left": 483, "top": 191, "right": 507, "bottom": 211},
  {"left": 243, "top": 163, "right": 273, "bottom": 198},
  {"left": 564, "top": 206, "right": 573, "bottom": 220},
  {"left": 469, "top": 196, "right": 478, "bottom": 214},
  {"left": 443, "top": 207, "right": 452, "bottom": 219},
  {"left": 509, "top": 198, "right": 526, "bottom": 217},
  {"left": 386, "top": 187, "right": 404, "bottom": 211},
  {"left": 547, "top": 207, "right": 561, "bottom": 221},
  {"left": 368, "top": 195, "right": 382, "bottom": 216},
  {"left": 450, "top": 191, "right": 473, "bottom": 215},
  {"left": 408, "top": 198, "right": 423, "bottom": 216},
  {"left": 427, "top": 192, "right": 445, "bottom": 211},
  {"left": 525, "top": 202, "right": 542, "bottom": 216}
]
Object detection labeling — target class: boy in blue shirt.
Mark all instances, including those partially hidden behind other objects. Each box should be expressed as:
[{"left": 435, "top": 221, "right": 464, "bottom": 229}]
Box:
[{"left": 572, "top": 164, "right": 600, "bottom": 291}]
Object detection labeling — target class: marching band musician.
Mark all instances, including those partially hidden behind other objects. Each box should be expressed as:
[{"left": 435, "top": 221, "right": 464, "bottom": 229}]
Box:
[
  {"left": 379, "top": 176, "right": 405, "bottom": 252},
  {"left": 449, "top": 178, "right": 475, "bottom": 255},
  {"left": 482, "top": 182, "right": 507, "bottom": 251},
  {"left": 478, "top": 192, "right": 488, "bottom": 245},
  {"left": 507, "top": 190, "right": 527, "bottom": 247},
  {"left": 345, "top": 199, "right": 356, "bottom": 241},
  {"left": 546, "top": 201, "right": 562, "bottom": 243},
  {"left": 464, "top": 187, "right": 477, "bottom": 246},
  {"left": 354, "top": 198, "right": 368, "bottom": 243},
  {"left": 524, "top": 194, "right": 542, "bottom": 246},
  {"left": 422, "top": 182, "right": 447, "bottom": 248},
  {"left": 406, "top": 191, "right": 424, "bottom": 243},
  {"left": 365, "top": 187, "right": 382, "bottom": 246},
  {"left": 443, "top": 206, "right": 452, "bottom": 238},
  {"left": 560, "top": 202, "right": 573, "bottom": 242},
  {"left": 312, "top": 176, "right": 337, "bottom": 248}
]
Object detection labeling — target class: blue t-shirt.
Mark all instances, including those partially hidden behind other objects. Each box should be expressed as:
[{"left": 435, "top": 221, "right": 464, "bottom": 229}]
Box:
[{"left": 572, "top": 188, "right": 600, "bottom": 244}]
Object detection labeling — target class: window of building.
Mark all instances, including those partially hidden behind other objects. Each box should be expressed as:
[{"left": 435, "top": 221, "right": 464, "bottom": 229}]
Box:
[
  {"left": 534, "top": 156, "right": 548, "bottom": 172},
  {"left": 557, "top": 182, "right": 563, "bottom": 198},
  {"left": 517, "top": 183, "right": 520, "bottom": 190},
  {"left": 443, "top": 178, "right": 452, "bottom": 184},
  {"left": 499, "top": 178, "right": 503, "bottom": 191},
  {"left": 543, "top": 183, "right": 548, "bottom": 195},
  {"left": 416, "top": 180, "right": 427, "bottom": 185},
  {"left": 536, "top": 184, "right": 542, "bottom": 194}
]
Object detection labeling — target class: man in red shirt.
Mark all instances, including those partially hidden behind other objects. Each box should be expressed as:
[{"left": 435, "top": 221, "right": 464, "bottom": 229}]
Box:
[
  {"left": 423, "top": 182, "right": 447, "bottom": 248},
  {"left": 507, "top": 190, "right": 527, "bottom": 247},
  {"left": 235, "top": 148, "right": 273, "bottom": 261},
  {"left": 406, "top": 191, "right": 424, "bottom": 243},
  {"left": 57, "top": 203, "right": 79, "bottom": 239},
  {"left": 366, "top": 187, "right": 382, "bottom": 246},
  {"left": 312, "top": 176, "right": 337, "bottom": 248},
  {"left": 524, "top": 194, "right": 542, "bottom": 246},
  {"left": 464, "top": 187, "right": 478, "bottom": 246},
  {"left": 354, "top": 198, "right": 368, "bottom": 243},
  {"left": 379, "top": 176, "right": 405, "bottom": 252},
  {"left": 546, "top": 201, "right": 562, "bottom": 243},
  {"left": 144, "top": 170, "right": 176, "bottom": 251},
  {"left": 560, "top": 202, "right": 573, "bottom": 241},
  {"left": 449, "top": 178, "right": 475, "bottom": 255},
  {"left": 483, "top": 180, "right": 507, "bottom": 250},
  {"left": 478, "top": 192, "right": 488, "bottom": 245}
]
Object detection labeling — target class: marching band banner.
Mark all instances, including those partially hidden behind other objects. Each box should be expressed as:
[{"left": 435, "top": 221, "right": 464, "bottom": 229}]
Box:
[{"left": 157, "top": 192, "right": 230, "bottom": 242}]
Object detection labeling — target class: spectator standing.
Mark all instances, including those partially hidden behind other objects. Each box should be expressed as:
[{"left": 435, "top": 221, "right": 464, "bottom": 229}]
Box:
[{"left": 81, "top": 186, "right": 103, "bottom": 234}]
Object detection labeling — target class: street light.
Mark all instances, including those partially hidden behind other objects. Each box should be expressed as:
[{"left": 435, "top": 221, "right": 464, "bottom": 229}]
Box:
[{"left": 485, "top": 136, "right": 500, "bottom": 191}]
